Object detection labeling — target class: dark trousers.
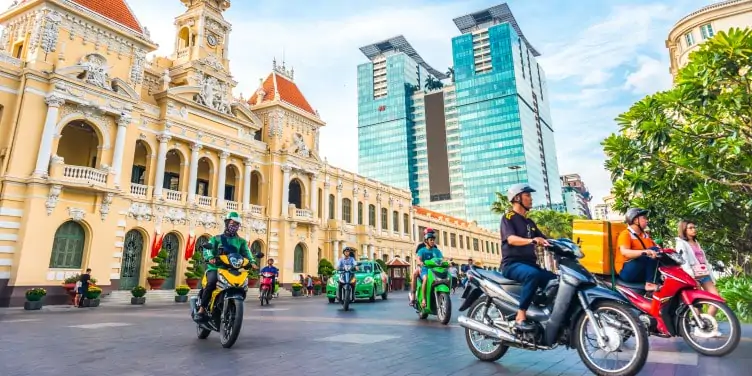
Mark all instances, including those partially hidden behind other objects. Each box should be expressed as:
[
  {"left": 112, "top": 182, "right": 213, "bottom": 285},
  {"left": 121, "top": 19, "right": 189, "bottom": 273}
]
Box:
[
  {"left": 503, "top": 262, "right": 557, "bottom": 311},
  {"left": 620, "top": 255, "right": 659, "bottom": 284},
  {"left": 200, "top": 270, "right": 218, "bottom": 309}
]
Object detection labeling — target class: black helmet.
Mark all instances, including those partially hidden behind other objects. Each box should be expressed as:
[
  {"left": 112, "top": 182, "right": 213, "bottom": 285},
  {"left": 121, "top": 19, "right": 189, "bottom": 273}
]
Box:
[
  {"left": 625, "top": 208, "right": 649, "bottom": 224},
  {"left": 343, "top": 246, "right": 356, "bottom": 256},
  {"left": 507, "top": 183, "right": 536, "bottom": 202}
]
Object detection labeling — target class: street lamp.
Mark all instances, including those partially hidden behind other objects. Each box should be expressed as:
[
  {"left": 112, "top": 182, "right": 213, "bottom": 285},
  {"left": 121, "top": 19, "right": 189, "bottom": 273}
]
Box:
[{"left": 508, "top": 165, "right": 522, "bottom": 183}]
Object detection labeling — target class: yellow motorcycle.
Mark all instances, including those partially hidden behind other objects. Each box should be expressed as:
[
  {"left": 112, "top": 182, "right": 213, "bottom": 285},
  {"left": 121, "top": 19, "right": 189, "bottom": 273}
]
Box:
[{"left": 190, "top": 244, "right": 258, "bottom": 348}]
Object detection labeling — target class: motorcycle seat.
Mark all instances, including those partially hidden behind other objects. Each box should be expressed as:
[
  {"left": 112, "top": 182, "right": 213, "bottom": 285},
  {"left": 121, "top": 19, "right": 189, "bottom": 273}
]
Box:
[
  {"left": 615, "top": 277, "right": 647, "bottom": 291},
  {"left": 475, "top": 269, "right": 519, "bottom": 285}
]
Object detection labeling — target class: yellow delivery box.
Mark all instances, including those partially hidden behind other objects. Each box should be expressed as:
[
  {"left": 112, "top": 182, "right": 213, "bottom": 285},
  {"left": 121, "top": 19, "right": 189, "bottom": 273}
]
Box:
[{"left": 572, "top": 219, "right": 626, "bottom": 275}]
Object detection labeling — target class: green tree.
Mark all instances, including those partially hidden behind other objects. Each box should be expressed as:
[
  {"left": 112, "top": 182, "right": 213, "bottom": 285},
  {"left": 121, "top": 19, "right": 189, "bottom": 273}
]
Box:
[
  {"left": 148, "top": 250, "right": 171, "bottom": 279},
  {"left": 602, "top": 28, "right": 752, "bottom": 273},
  {"left": 528, "top": 210, "right": 578, "bottom": 239},
  {"left": 490, "top": 191, "right": 511, "bottom": 215},
  {"left": 318, "top": 258, "right": 335, "bottom": 277},
  {"left": 376, "top": 258, "right": 388, "bottom": 272},
  {"left": 184, "top": 251, "right": 205, "bottom": 280}
]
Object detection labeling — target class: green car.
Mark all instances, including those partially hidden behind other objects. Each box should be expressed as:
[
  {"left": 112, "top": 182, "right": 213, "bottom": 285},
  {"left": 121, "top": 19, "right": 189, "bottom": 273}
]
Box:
[{"left": 326, "top": 258, "right": 389, "bottom": 303}]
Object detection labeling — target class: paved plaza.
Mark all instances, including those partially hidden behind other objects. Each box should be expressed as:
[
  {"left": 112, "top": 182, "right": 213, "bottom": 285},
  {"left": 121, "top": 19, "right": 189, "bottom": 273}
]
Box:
[{"left": 1, "top": 291, "right": 750, "bottom": 376}]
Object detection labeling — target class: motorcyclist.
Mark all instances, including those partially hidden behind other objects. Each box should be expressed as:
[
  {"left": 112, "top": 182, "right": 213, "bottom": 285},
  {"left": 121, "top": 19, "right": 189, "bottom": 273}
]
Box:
[
  {"left": 408, "top": 228, "right": 435, "bottom": 306},
  {"left": 335, "top": 247, "right": 358, "bottom": 302},
  {"left": 416, "top": 231, "right": 444, "bottom": 308},
  {"left": 260, "top": 258, "right": 279, "bottom": 296},
  {"left": 500, "top": 183, "right": 557, "bottom": 332},
  {"left": 617, "top": 208, "right": 660, "bottom": 293},
  {"left": 195, "top": 211, "right": 256, "bottom": 322}
]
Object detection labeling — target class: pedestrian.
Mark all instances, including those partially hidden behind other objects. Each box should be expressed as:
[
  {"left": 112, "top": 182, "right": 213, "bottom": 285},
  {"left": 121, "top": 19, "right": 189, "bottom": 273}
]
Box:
[
  {"left": 77, "top": 268, "right": 92, "bottom": 308},
  {"left": 675, "top": 220, "right": 720, "bottom": 320},
  {"left": 73, "top": 279, "right": 82, "bottom": 306},
  {"left": 449, "top": 263, "right": 459, "bottom": 294},
  {"left": 306, "top": 275, "right": 313, "bottom": 297}
]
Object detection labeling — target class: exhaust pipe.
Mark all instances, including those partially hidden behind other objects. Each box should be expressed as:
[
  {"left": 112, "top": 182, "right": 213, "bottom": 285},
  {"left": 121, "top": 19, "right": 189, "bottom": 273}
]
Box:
[{"left": 458, "top": 316, "right": 519, "bottom": 343}]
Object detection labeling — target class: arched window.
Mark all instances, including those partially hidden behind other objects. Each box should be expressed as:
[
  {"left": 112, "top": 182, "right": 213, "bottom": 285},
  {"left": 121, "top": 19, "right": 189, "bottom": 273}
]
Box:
[
  {"left": 403, "top": 213, "right": 410, "bottom": 234},
  {"left": 328, "top": 194, "right": 335, "bottom": 220},
  {"left": 294, "top": 244, "right": 305, "bottom": 273},
  {"left": 368, "top": 204, "right": 376, "bottom": 227},
  {"left": 251, "top": 240, "right": 263, "bottom": 259},
  {"left": 342, "top": 198, "right": 352, "bottom": 223},
  {"left": 392, "top": 211, "right": 399, "bottom": 232},
  {"left": 357, "top": 202, "right": 363, "bottom": 225},
  {"left": 49, "top": 221, "right": 86, "bottom": 269},
  {"left": 381, "top": 208, "right": 388, "bottom": 230}
]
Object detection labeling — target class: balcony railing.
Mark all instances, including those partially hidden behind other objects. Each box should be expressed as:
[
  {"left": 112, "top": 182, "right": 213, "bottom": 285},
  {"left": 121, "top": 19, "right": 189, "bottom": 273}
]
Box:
[
  {"left": 61, "top": 165, "right": 107, "bottom": 186},
  {"left": 295, "top": 208, "right": 313, "bottom": 219},
  {"left": 130, "top": 183, "right": 148, "bottom": 198},
  {"left": 248, "top": 204, "right": 263, "bottom": 215},
  {"left": 197, "top": 195, "right": 213, "bottom": 207},
  {"left": 164, "top": 189, "right": 182, "bottom": 202},
  {"left": 225, "top": 201, "right": 239, "bottom": 211}
]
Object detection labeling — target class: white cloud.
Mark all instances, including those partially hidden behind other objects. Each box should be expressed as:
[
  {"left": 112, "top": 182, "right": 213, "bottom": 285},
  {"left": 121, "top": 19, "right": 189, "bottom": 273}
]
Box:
[{"left": 623, "top": 55, "right": 673, "bottom": 94}]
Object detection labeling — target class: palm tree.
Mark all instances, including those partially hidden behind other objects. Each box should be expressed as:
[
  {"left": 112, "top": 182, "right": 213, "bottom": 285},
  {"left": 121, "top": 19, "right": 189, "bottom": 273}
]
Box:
[
  {"left": 446, "top": 67, "right": 455, "bottom": 83},
  {"left": 424, "top": 76, "right": 436, "bottom": 91},
  {"left": 490, "top": 192, "right": 511, "bottom": 215}
]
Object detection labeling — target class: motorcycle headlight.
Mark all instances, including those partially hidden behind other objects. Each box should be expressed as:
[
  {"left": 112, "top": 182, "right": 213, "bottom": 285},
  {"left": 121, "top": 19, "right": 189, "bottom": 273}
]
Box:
[
  {"left": 339, "top": 274, "right": 346, "bottom": 284},
  {"left": 229, "top": 255, "right": 243, "bottom": 269},
  {"left": 218, "top": 273, "right": 229, "bottom": 287},
  {"left": 363, "top": 277, "right": 374, "bottom": 284}
]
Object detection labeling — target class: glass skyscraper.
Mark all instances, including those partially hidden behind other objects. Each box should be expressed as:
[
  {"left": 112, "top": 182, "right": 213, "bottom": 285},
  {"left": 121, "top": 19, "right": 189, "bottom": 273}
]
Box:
[{"left": 357, "top": 4, "right": 563, "bottom": 231}]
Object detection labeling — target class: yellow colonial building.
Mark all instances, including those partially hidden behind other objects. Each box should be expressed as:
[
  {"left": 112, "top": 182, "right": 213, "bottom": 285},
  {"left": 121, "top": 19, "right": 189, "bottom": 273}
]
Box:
[{"left": 0, "top": 0, "right": 500, "bottom": 306}]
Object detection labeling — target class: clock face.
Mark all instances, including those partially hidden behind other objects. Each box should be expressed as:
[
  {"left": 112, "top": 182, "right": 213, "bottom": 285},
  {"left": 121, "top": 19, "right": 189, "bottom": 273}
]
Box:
[{"left": 207, "top": 34, "right": 218, "bottom": 47}]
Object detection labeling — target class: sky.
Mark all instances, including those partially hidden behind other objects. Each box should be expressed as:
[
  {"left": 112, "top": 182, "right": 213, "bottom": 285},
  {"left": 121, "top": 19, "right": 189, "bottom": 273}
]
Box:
[{"left": 1, "top": 0, "right": 720, "bottom": 207}]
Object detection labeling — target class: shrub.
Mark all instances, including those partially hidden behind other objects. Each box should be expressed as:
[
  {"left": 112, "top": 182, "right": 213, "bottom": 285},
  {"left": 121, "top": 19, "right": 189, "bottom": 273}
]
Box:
[
  {"left": 716, "top": 276, "right": 752, "bottom": 323},
  {"left": 131, "top": 286, "right": 147, "bottom": 298},
  {"left": 25, "top": 288, "right": 47, "bottom": 301},
  {"left": 175, "top": 285, "right": 190, "bottom": 296},
  {"left": 148, "top": 250, "right": 171, "bottom": 279}
]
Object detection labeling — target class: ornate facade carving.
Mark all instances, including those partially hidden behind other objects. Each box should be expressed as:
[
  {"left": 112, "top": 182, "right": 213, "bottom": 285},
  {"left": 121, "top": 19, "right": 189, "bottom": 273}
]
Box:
[
  {"left": 40, "top": 11, "right": 63, "bottom": 54},
  {"left": 292, "top": 133, "right": 310, "bottom": 158},
  {"left": 195, "top": 211, "right": 219, "bottom": 229},
  {"left": 194, "top": 74, "right": 231, "bottom": 114},
  {"left": 79, "top": 53, "right": 110, "bottom": 89},
  {"left": 67, "top": 207, "right": 85, "bottom": 222},
  {"left": 267, "top": 110, "right": 284, "bottom": 138},
  {"left": 99, "top": 193, "right": 113, "bottom": 220},
  {"left": 249, "top": 219, "right": 267, "bottom": 234},
  {"left": 129, "top": 49, "right": 146, "bottom": 85},
  {"left": 45, "top": 185, "right": 62, "bottom": 215},
  {"left": 166, "top": 101, "right": 188, "bottom": 119},
  {"left": 197, "top": 54, "right": 224, "bottom": 72},
  {"left": 127, "top": 203, "right": 153, "bottom": 221},
  {"left": 157, "top": 206, "right": 187, "bottom": 225}
]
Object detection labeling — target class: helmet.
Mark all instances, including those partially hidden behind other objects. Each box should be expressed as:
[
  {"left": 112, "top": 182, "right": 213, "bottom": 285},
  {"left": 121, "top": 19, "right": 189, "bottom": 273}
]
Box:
[
  {"left": 625, "top": 208, "right": 649, "bottom": 224},
  {"left": 424, "top": 231, "right": 436, "bottom": 241},
  {"left": 343, "top": 246, "right": 356, "bottom": 256},
  {"left": 424, "top": 227, "right": 435, "bottom": 235},
  {"left": 225, "top": 211, "right": 242, "bottom": 225},
  {"left": 507, "top": 183, "right": 536, "bottom": 202}
]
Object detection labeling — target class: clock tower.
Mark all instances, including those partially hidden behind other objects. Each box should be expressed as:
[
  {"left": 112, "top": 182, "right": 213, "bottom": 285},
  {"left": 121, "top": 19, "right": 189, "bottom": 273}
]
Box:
[{"left": 173, "top": 0, "right": 232, "bottom": 70}]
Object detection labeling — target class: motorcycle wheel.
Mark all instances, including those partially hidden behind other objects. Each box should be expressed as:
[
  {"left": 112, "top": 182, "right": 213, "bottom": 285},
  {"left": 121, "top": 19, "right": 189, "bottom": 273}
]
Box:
[
  {"left": 678, "top": 299, "right": 741, "bottom": 357},
  {"left": 259, "top": 289, "right": 265, "bottom": 306},
  {"left": 343, "top": 288, "right": 351, "bottom": 311},
  {"left": 264, "top": 290, "right": 270, "bottom": 306},
  {"left": 574, "top": 301, "right": 648, "bottom": 376},
  {"left": 464, "top": 299, "right": 508, "bottom": 362},
  {"left": 220, "top": 299, "right": 244, "bottom": 349},
  {"left": 369, "top": 287, "right": 376, "bottom": 303},
  {"left": 196, "top": 325, "right": 211, "bottom": 339},
  {"left": 436, "top": 292, "right": 452, "bottom": 325}
]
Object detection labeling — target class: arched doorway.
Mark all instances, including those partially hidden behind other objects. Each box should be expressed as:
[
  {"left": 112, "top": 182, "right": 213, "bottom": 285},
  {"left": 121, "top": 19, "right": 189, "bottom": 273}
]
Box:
[
  {"left": 161, "top": 232, "right": 180, "bottom": 289},
  {"left": 288, "top": 179, "right": 303, "bottom": 208},
  {"left": 196, "top": 157, "right": 212, "bottom": 197},
  {"left": 49, "top": 221, "right": 86, "bottom": 269},
  {"left": 130, "top": 140, "right": 149, "bottom": 186},
  {"left": 164, "top": 149, "right": 182, "bottom": 191},
  {"left": 119, "top": 230, "right": 145, "bottom": 290},
  {"left": 251, "top": 240, "right": 263, "bottom": 260},
  {"left": 250, "top": 171, "right": 262, "bottom": 205},
  {"left": 57, "top": 121, "right": 99, "bottom": 168},
  {"left": 293, "top": 243, "right": 305, "bottom": 273}
]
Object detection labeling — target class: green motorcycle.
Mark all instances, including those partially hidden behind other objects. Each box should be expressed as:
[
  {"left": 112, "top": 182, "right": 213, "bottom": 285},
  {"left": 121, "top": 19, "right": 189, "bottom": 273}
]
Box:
[{"left": 414, "top": 258, "right": 452, "bottom": 325}]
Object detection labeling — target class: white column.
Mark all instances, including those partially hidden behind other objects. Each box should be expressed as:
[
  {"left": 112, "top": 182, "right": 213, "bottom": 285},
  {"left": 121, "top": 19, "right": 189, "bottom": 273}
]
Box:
[
  {"left": 187, "top": 142, "right": 202, "bottom": 203},
  {"left": 281, "top": 164, "right": 291, "bottom": 215},
  {"left": 336, "top": 182, "right": 342, "bottom": 221},
  {"left": 34, "top": 94, "right": 66, "bottom": 177},
  {"left": 376, "top": 199, "right": 382, "bottom": 232},
  {"left": 152, "top": 134, "right": 171, "bottom": 198},
  {"left": 362, "top": 244, "right": 368, "bottom": 259},
  {"left": 333, "top": 240, "right": 340, "bottom": 260},
  {"left": 409, "top": 208, "right": 416, "bottom": 242},
  {"left": 111, "top": 113, "right": 131, "bottom": 186},
  {"left": 242, "top": 158, "right": 252, "bottom": 211},
  {"left": 310, "top": 173, "right": 318, "bottom": 214},
  {"left": 217, "top": 151, "right": 229, "bottom": 207},
  {"left": 369, "top": 245, "right": 375, "bottom": 259}
]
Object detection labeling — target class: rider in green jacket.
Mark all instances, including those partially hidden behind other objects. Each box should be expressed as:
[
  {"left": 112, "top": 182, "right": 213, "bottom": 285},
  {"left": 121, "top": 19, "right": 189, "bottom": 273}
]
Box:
[{"left": 195, "top": 211, "right": 256, "bottom": 321}]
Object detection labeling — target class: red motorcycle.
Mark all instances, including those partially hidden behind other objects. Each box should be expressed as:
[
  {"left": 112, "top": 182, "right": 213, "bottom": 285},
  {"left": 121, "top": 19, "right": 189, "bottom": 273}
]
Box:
[
  {"left": 596, "top": 248, "right": 740, "bottom": 356},
  {"left": 259, "top": 272, "right": 275, "bottom": 306}
]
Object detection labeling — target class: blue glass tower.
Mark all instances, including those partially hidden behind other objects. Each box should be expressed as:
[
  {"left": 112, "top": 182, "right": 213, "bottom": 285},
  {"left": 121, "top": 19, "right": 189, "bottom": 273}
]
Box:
[{"left": 451, "top": 4, "right": 563, "bottom": 229}]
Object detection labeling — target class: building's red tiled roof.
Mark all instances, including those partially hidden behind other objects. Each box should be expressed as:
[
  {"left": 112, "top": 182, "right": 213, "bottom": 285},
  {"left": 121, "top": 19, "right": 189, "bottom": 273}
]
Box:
[
  {"left": 71, "top": 0, "right": 143, "bottom": 33},
  {"left": 415, "top": 206, "right": 469, "bottom": 227},
  {"left": 386, "top": 256, "right": 411, "bottom": 267},
  {"left": 248, "top": 72, "right": 316, "bottom": 115}
]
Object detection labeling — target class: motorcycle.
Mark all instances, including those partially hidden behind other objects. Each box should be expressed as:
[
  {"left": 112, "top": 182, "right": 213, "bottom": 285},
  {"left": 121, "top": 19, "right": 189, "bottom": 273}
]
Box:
[
  {"left": 459, "top": 239, "right": 649, "bottom": 376},
  {"left": 189, "top": 244, "right": 257, "bottom": 349},
  {"left": 595, "top": 248, "right": 740, "bottom": 357},
  {"left": 338, "top": 264, "right": 356, "bottom": 311},
  {"left": 259, "top": 271, "right": 275, "bottom": 306},
  {"left": 415, "top": 258, "right": 452, "bottom": 325}
]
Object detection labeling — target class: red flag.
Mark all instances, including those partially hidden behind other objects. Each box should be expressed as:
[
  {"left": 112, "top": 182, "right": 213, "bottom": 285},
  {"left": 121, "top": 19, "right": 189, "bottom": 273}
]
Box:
[
  {"left": 184, "top": 235, "right": 196, "bottom": 260},
  {"left": 151, "top": 232, "right": 164, "bottom": 258}
]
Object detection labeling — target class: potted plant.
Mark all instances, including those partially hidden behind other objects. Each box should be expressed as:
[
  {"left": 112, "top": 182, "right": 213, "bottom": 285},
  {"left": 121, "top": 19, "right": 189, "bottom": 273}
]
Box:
[
  {"left": 248, "top": 268, "right": 259, "bottom": 288},
  {"left": 184, "top": 252, "right": 204, "bottom": 289},
  {"left": 313, "top": 278, "right": 322, "bottom": 295},
  {"left": 147, "top": 250, "right": 171, "bottom": 290},
  {"left": 291, "top": 282, "right": 303, "bottom": 297},
  {"left": 82, "top": 286, "right": 102, "bottom": 307},
  {"left": 131, "top": 285, "right": 146, "bottom": 305},
  {"left": 175, "top": 285, "right": 190, "bottom": 303},
  {"left": 24, "top": 288, "right": 46, "bottom": 310}
]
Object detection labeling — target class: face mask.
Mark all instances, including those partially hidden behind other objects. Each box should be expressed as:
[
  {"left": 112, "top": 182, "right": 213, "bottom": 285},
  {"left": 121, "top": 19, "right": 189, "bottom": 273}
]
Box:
[{"left": 225, "top": 221, "right": 240, "bottom": 236}]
